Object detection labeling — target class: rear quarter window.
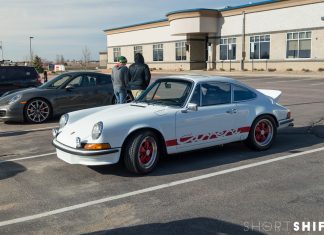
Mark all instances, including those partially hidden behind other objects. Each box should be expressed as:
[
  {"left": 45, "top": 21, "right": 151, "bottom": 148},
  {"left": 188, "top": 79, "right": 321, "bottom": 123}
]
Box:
[
  {"left": 96, "top": 74, "right": 112, "bottom": 85},
  {"left": 0, "top": 67, "right": 38, "bottom": 81},
  {"left": 233, "top": 85, "right": 257, "bottom": 102}
]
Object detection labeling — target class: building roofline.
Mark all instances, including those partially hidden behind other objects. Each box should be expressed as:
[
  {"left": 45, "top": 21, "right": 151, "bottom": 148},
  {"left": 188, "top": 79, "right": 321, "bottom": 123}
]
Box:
[
  {"left": 219, "top": 0, "right": 279, "bottom": 12},
  {"left": 103, "top": 0, "right": 289, "bottom": 33},
  {"left": 166, "top": 8, "right": 219, "bottom": 16},
  {"left": 103, "top": 18, "right": 168, "bottom": 32}
]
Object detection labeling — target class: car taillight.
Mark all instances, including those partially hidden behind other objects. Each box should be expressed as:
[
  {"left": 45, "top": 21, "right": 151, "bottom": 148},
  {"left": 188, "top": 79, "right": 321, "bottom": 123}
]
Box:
[
  {"left": 287, "top": 111, "right": 291, "bottom": 119},
  {"left": 36, "top": 74, "right": 42, "bottom": 84}
]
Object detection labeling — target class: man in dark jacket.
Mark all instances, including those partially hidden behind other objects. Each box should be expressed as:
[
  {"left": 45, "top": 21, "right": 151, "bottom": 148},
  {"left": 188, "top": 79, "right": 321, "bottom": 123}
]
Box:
[
  {"left": 111, "top": 56, "right": 129, "bottom": 104},
  {"left": 129, "top": 53, "right": 151, "bottom": 99}
]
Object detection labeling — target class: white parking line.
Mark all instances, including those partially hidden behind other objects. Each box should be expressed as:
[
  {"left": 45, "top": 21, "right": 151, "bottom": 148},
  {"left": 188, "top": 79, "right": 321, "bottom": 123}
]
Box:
[
  {"left": 0, "top": 126, "right": 58, "bottom": 136},
  {"left": 0, "top": 152, "right": 56, "bottom": 164},
  {"left": 264, "top": 78, "right": 319, "bottom": 84},
  {"left": 310, "top": 82, "right": 324, "bottom": 86},
  {"left": 0, "top": 146, "right": 324, "bottom": 227}
]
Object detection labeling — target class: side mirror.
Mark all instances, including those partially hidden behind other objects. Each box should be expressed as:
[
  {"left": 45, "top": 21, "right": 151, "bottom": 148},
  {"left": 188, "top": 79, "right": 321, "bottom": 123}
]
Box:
[
  {"left": 65, "top": 85, "right": 74, "bottom": 91},
  {"left": 181, "top": 103, "right": 198, "bottom": 113}
]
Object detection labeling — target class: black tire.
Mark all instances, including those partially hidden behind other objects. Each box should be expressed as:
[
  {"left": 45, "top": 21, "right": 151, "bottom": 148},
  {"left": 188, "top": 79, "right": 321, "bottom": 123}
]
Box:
[
  {"left": 245, "top": 115, "right": 277, "bottom": 151},
  {"left": 123, "top": 130, "right": 160, "bottom": 174},
  {"left": 24, "top": 98, "right": 52, "bottom": 123}
]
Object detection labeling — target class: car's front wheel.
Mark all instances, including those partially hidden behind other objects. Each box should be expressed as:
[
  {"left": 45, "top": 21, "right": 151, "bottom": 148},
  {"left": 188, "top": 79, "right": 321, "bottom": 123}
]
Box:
[
  {"left": 24, "top": 98, "right": 52, "bottom": 123},
  {"left": 123, "top": 130, "right": 160, "bottom": 174},
  {"left": 245, "top": 115, "right": 277, "bottom": 150}
]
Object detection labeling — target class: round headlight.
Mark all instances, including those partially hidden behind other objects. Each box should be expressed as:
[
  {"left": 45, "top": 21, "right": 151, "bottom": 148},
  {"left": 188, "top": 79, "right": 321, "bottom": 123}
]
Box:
[
  {"left": 92, "top": 122, "right": 103, "bottom": 140},
  {"left": 8, "top": 94, "right": 22, "bottom": 105},
  {"left": 59, "top": 114, "right": 69, "bottom": 129}
]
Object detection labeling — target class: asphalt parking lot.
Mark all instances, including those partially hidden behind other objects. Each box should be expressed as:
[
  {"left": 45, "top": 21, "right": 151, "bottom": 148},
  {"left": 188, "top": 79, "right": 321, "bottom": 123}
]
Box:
[{"left": 1, "top": 74, "right": 324, "bottom": 234}]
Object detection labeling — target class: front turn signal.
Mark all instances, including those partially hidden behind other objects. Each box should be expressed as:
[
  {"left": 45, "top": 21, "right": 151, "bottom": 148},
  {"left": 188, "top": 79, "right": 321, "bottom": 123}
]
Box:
[{"left": 84, "top": 143, "right": 111, "bottom": 150}]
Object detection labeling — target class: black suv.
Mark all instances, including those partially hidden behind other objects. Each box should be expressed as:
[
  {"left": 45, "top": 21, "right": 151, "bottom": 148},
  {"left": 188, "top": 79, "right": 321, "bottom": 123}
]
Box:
[{"left": 0, "top": 66, "right": 41, "bottom": 96}]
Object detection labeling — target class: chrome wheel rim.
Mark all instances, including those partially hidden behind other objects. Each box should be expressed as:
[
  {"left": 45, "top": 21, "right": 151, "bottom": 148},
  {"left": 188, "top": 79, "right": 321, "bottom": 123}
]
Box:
[
  {"left": 26, "top": 100, "right": 50, "bottom": 123},
  {"left": 254, "top": 119, "right": 273, "bottom": 146},
  {"left": 138, "top": 136, "right": 157, "bottom": 169}
]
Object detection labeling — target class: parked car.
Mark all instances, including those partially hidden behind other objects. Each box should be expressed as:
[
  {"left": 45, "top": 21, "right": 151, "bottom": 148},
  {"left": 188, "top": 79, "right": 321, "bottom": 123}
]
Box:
[
  {"left": 0, "top": 66, "right": 41, "bottom": 96},
  {"left": 0, "top": 71, "right": 132, "bottom": 123},
  {"left": 52, "top": 75, "right": 293, "bottom": 174}
]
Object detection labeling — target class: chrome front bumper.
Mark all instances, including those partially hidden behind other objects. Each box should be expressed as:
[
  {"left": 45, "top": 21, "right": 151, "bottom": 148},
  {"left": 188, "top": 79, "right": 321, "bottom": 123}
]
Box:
[
  {"left": 279, "top": 118, "right": 294, "bottom": 128},
  {"left": 52, "top": 138, "right": 119, "bottom": 156}
]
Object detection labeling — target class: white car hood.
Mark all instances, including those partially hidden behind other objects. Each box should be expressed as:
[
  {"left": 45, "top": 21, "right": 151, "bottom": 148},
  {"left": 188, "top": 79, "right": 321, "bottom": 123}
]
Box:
[{"left": 57, "top": 103, "right": 169, "bottom": 147}]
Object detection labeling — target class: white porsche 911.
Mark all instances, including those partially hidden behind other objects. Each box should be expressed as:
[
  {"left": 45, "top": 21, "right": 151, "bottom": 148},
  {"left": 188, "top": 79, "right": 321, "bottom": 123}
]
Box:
[{"left": 52, "top": 75, "right": 293, "bottom": 174}]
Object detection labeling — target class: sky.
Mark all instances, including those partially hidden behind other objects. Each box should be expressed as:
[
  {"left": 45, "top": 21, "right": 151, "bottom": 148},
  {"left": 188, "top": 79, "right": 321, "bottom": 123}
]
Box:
[{"left": 0, "top": 0, "right": 262, "bottom": 62}]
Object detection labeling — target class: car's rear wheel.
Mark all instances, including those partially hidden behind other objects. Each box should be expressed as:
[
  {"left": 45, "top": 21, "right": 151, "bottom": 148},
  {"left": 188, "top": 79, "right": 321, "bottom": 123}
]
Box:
[
  {"left": 245, "top": 115, "right": 277, "bottom": 150},
  {"left": 123, "top": 130, "right": 160, "bottom": 174},
  {"left": 24, "top": 99, "right": 52, "bottom": 123}
]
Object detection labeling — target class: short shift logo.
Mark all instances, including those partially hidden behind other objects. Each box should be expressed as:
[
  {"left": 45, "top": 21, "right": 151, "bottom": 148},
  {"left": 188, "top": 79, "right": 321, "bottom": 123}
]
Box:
[
  {"left": 244, "top": 221, "right": 324, "bottom": 233},
  {"left": 293, "top": 222, "right": 324, "bottom": 232}
]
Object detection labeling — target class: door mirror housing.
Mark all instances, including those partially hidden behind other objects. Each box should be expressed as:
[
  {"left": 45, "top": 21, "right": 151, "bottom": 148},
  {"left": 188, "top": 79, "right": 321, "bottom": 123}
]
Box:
[
  {"left": 182, "top": 103, "right": 198, "bottom": 113},
  {"left": 65, "top": 85, "right": 74, "bottom": 91}
]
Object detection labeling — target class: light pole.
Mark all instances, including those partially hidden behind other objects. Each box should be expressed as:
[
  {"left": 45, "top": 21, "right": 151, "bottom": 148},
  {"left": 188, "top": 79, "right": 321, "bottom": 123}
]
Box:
[{"left": 29, "top": 36, "right": 34, "bottom": 65}]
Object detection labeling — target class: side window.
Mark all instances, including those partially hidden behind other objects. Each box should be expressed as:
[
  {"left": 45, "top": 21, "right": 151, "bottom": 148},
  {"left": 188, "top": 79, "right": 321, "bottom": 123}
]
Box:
[
  {"left": 68, "top": 75, "right": 91, "bottom": 88},
  {"left": 189, "top": 84, "right": 200, "bottom": 106},
  {"left": 96, "top": 74, "right": 111, "bottom": 85},
  {"left": 48, "top": 75, "right": 71, "bottom": 88},
  {"left": 0, "top": 68, "right": 6, "bottom": 81},
  {"left": 7, "top": 69, "right": 23, "bottom": 81},
  {"left": 233, "top": 85, "right": 257, "bottom": 102},
  {"left": 26, "top": 68, "right": 38, "bottom": 79},
  {"left": 88, "top": 75, "right": 97, "bottom": 86},
  {"left": 201, "top": 82, "right": 231, "bottom": 106}
]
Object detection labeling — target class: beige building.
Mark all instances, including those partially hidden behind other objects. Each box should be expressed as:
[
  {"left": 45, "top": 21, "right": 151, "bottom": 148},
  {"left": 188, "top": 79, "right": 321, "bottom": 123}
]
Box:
[
  {"left": 99, "top": 52, "right": 108, "bottom": 68},
  {"left": 104, "top": 0, "right": 324, "bottom": 72}
]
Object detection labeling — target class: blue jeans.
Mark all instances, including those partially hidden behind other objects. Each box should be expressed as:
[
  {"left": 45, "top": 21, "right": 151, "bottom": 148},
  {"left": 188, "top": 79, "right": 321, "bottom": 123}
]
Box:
[{"left": 114, "top": 89, "right": 127, "bottom": 104}]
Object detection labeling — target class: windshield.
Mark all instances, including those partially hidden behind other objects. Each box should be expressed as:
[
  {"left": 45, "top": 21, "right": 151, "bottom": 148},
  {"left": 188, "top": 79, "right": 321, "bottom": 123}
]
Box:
[
  {"left": 137, "top": 80, "right": 192, "bottom": 107},
  {"left": 39, "top": 74, "right": 72, "bottom": 89}
]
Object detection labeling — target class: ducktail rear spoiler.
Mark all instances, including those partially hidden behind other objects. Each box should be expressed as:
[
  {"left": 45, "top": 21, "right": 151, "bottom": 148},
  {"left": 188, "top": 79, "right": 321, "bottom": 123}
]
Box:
[{"left": 257, "top": 89, "right": 282, "bottom": 102}]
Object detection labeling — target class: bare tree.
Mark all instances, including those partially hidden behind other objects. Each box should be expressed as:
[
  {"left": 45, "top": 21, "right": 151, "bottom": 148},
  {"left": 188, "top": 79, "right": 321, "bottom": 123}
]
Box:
[
  {"left": 56, "top": 55, "right": 60, "bottom": 64},
  {"left": 82, "top": 46, "right": 91, "bottom": 69},
  {"left": 56, "top": 54, "right": 65, "bottom": 64}
]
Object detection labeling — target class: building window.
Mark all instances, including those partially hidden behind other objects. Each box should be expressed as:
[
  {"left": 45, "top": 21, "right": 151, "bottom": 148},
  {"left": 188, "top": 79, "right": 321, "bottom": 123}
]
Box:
[
  {"left": 134, "top": 46, "right": 143, "bottom": 61},
  {"left": 287, "top": 31, "right": 311, "bottom": 59},
  {"left": 250, "top": 35, "right": 270, "bottom": 59},
  {"left": 113, "top": 48, "right": 121, "bottom": 62},
  {"left": 153, "top": 44, "right": 163, "bottom": 61},
  {"left": 175, "top": 41, "right": 186, "bottom": 61},
  {"left": 220, "top": 38, "right": 236, "bottom": 60}
]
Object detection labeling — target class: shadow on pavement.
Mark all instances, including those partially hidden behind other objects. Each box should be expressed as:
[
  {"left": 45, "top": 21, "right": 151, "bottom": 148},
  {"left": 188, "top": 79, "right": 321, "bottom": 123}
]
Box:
[
  {"left": 90, "top": 125, "right": 324, "bottom": 177},
  {"left": 0, "top": 161, "right": 26, "bottom": 180},
  {"left": 82, "top": 217, "right": 266, "bottom": 235}
]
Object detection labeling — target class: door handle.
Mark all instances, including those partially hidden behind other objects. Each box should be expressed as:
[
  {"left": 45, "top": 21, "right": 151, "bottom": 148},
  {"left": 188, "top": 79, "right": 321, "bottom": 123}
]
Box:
[{"left": 226, "top": 109, "right": 237, "bottom": 114}]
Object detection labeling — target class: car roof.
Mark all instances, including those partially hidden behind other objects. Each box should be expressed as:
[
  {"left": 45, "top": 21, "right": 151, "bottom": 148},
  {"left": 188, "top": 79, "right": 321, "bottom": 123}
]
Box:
[
  {"left": 0, "top": 66, "right": 36, "bottom": 70},
  {"left": 61, "top": 71, "right": 108, "bottom": 76},
  {"left": 160, "top": 75, "right": 240, "bottom": 84}
]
